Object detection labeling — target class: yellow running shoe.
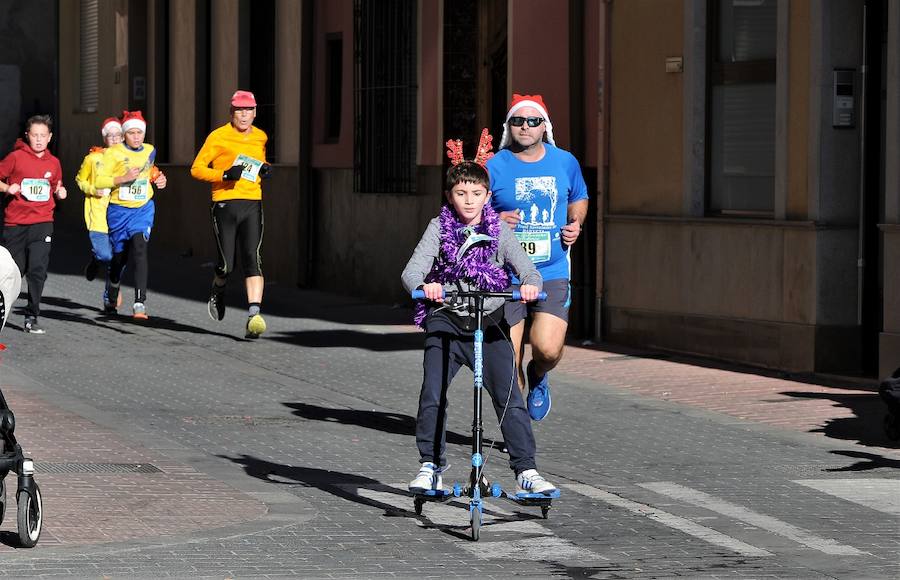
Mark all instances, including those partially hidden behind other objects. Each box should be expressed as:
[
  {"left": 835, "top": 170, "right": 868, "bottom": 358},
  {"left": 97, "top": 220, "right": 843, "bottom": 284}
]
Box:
[{"left": 245, "top": 313, "right": 266, "bottom": 338}]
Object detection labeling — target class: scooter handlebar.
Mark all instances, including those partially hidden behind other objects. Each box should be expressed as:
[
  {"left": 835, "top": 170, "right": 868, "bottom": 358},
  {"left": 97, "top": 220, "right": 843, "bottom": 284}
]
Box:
[{"left": 411, "top": 289, "right": 547, "bottom": 302}]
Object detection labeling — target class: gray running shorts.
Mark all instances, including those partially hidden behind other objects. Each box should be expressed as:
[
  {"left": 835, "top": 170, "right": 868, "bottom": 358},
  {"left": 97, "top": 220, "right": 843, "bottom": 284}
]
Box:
[{"left": 505, "top": 278, "right": 571, "bottom": 325}]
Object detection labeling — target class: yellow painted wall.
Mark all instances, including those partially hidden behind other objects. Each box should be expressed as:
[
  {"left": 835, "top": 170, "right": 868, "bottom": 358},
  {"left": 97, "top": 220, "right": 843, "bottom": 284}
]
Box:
[{"left": 609, "top": 0, "right": 684, "bottom": 215}]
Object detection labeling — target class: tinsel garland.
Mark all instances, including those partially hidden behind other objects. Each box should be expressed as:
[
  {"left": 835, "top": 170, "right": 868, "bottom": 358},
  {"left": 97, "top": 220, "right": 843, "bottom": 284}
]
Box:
[{"left": 414, "top": 204, "right": 509, "bottom": 327}]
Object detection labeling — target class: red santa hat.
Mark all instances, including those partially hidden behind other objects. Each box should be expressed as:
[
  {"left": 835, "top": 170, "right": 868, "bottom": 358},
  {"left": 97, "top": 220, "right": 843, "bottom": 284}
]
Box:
[
  {"left": 499, "top": 93, "right": 555, "bottom": 149},
  {"left": 100, "top": 117, "right": 122, "bottom": 138},
  {"left": 121, "top": 110, "right": 147, "bottom": 134}
]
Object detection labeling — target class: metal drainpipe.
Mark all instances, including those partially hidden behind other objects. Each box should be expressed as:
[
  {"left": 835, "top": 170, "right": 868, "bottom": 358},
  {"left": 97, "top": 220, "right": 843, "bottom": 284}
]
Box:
[
  {"left": 594, "top": 0, "right": 612, "bottom": 341},
  {"left": 857, "top": 3, "right": 869, "bottom": 326}
]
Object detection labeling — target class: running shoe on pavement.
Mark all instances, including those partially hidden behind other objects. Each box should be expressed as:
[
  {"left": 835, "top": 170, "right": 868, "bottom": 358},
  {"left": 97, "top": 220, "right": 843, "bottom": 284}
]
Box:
[
  {"left": 83, "top": 258, "right": 98, "bottom": 281},
  {"left": 245, "top": 313, "right": 266, "bottom": 338},
  {"left": 23, "top": 317, "right": 45, "bottom": 334},
  {"left": 526, "top": 361, "right": 552, "bottom": 421},
  {"left": 132, "top": 302, "right": 149, "bottom": 320},
  {"left": 208, "top": 285, "right": 226, "bottom": 321}
]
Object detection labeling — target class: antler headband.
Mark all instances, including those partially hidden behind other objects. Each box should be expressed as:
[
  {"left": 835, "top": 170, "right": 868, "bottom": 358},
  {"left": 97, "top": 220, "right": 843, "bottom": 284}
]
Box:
[{"left": 445, "top": 128, "right": 495, "bottom": 167}]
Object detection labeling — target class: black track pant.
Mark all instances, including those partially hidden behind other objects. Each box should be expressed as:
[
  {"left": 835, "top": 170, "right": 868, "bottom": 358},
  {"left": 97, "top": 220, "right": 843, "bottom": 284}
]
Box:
[
  {"left": 2, "top": 222, "right": 53, "bottom": 318},
  {"left": 211, "top": 199, "right": 264, "bottom": 279},
  {"left": 109, "top": 232, "right": 149, "bottom": 303}
]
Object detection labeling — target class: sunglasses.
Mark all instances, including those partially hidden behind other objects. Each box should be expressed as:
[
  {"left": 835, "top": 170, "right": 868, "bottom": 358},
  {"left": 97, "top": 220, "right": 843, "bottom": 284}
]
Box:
[{"left": 508, "top": 116, "right": 545, "bottom": 128}]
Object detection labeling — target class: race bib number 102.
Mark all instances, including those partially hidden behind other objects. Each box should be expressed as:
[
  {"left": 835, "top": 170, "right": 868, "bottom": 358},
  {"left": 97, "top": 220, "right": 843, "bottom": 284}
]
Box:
[{"left": 21, "top": 178, "right": 51, "bottom": 202}]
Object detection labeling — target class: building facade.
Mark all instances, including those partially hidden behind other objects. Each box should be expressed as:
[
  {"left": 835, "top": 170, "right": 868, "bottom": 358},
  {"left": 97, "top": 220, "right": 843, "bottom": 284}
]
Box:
[{"left": 52, "top": 0, "right": 900, "bottom": 377}]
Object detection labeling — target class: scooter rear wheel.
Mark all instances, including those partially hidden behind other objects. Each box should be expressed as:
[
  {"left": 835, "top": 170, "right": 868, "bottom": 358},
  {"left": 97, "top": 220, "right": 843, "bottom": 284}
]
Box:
[{"left": 17, "top": 484, "right": 42, "bottom": 548}]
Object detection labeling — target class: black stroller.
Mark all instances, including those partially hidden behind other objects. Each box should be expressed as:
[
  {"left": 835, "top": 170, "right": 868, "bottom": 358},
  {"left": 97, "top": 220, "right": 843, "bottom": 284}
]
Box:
[
  {"left": 0, "top": 245, "right": 43, "bottom": 547},
  {"left": 880, "top": 368, "right": 900, "bottom": 441}
]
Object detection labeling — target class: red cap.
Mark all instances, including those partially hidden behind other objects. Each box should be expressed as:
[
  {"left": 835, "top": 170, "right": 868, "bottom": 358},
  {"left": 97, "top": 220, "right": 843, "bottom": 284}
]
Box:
[{"left": 231, "top": 90, "right": 257, "bottom": 108}]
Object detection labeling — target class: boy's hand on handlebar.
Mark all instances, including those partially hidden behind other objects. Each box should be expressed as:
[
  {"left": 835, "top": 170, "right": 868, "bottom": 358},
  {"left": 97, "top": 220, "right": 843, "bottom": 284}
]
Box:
[
  {"left": 519, "top": 284, "right": 540, "bottom": 302},
  {"left": 422, "top": 283, "right": 444, "bottom": 302}
]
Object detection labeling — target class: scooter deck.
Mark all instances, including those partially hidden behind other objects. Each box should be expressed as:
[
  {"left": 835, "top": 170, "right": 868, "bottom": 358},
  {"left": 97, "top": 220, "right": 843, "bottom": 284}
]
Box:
[
  {"left": 504, "top": 488, "right": 561, "bottom": 505},
  {"left": 410, "top": 488, "right": 453, "bottom": 501}
]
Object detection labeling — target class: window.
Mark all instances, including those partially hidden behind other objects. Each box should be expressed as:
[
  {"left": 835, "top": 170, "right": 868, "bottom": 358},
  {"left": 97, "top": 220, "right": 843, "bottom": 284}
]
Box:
[
  {"left": 79, "top": 0, "right": 99, "bottom": 112},
  {"left": 324, "top": 33, "right": 343, "bottom": 143},
  {"left": 354, "top": 0, "right": 417, "bottom": 193},
  {"left": 708, "top": 0, "right": 777, "bottom": 215}
]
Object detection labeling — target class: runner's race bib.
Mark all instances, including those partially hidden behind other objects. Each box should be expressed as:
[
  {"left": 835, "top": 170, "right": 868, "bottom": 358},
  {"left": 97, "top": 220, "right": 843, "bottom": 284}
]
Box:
[
  {"left": 516, "top": 231, "right": 551, "bottom": 264},
  {"left": 118, "top": 178, "right": 149, "bottom": 202},
  {"left": 234, "top": 153, "right": 263, "bottom": 182},
  {"left": 20, "top": 178, "right": 51, "bottom": 202}
]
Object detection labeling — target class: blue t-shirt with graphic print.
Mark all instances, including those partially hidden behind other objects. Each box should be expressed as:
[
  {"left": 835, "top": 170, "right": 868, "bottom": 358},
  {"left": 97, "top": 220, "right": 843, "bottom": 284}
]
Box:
[{"left": 487, "top": 143, "right": 589, "bottom": 282}]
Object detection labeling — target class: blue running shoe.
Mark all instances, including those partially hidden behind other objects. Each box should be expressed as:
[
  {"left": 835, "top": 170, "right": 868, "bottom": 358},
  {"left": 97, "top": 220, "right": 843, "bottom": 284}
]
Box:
[{"left": 526, "top": 361, "right": 552, "bottom": 421}]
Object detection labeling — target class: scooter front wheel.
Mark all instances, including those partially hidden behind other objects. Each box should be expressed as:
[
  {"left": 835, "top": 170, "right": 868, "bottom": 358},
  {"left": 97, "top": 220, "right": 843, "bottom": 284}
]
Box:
[
  {"left": 470, "top": 506, "right": 481, "bottom": 541},
  {"left": 17, "top": 484, "right": 42, "bottom": 548}
]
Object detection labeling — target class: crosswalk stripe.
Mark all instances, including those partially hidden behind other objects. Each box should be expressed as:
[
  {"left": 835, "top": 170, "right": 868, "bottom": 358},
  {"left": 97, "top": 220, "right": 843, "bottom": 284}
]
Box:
[
  {"left": 794, "top": 479, "right": 900, "bottom": 517},
  {"left": 639, "top": 482, "right": 865, "bottom": 556},
  {"left": 564, "top": 484, "right": 772, "bottom": 557}
]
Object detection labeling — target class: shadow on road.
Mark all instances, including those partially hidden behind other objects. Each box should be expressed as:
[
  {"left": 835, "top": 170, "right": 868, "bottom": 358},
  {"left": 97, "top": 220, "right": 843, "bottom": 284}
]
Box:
[
  {"left": 268, "top": 329, "right": 423, "bottom": 352},
  {"left": 825, "top": 450, "right": 900, "bottom": 472},
  {"left": 282, "top": 401, "right": 505, "bottom": 449},
  {"left": 780, "top": 390, "right": 898, "bottom": 450},
  {"left": 219, "top": 453, "right": 480, "bottom": 539},
  {"left": 29, "top": 295, "right": 245, "bottom": 341}
]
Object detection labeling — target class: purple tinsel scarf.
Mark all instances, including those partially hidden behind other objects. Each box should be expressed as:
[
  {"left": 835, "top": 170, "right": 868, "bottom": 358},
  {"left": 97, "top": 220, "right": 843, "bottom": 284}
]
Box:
[{"left": 414, "top": 204, "right": 510, "bottom": 327}]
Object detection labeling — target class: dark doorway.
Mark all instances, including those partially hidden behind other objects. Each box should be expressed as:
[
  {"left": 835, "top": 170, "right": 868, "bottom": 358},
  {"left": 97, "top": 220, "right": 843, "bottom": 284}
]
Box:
[{"left": 860, "top": 0, "right": 886, "bottom": 376}]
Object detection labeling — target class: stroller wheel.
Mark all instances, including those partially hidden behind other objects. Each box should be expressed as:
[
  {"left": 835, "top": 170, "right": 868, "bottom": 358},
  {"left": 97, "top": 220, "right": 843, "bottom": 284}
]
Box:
[
  {"left": 0, "top": 478, "right": 5, "bottom": 526},
  {"left": 16, "top": 484, "right": 42, "bottom": 548}
]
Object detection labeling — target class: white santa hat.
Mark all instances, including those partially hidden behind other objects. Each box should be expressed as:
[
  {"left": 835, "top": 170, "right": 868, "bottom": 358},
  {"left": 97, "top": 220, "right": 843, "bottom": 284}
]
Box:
[
  {"left": 120, "top": 110, "right": 147, "bottom": 134},
  {"left": 100, "top": 117, "right": 122, "bottom": 138},
  {"left": 499, "top": 93, "right": 555, "bottom": 149}
]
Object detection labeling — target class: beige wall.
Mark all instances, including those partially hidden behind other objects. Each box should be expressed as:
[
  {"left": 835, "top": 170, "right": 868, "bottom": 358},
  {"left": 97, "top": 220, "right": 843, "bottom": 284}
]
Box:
[
  {"left": 508, "top": 0, "right": 571, "bottom": 148},
  {"left": 311, "top": 0, "right": 353, "bottom": 168},
  {"left": 787, "top": 0, "right": 811, "bottom": 219},
  {"left": 609, "top": 0, "right": 684, "bottom": 216},
  {"left": 313, "top": 169, "right": 441, "bottom": 302}
]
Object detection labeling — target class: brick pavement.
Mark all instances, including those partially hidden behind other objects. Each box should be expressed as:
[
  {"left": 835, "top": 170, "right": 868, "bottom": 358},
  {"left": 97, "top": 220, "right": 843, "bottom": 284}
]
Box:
[
  {"left": 556, "top": 344, "right": 897, "bottom": 455},
  {"left": 0, "top": 228, "right": 895, "bottom": 578},
  {"left": 0, "top": 383, "right": 266, "bottom": 550}
]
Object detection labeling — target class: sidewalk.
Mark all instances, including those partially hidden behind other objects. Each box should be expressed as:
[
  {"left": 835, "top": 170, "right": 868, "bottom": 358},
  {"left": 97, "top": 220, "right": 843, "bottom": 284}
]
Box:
[
  {"left": 556, "top": 343, "right": 897, "bottom": 455},
  {"left": 0, "top": 380, "right": 267, "bottom": 551}
]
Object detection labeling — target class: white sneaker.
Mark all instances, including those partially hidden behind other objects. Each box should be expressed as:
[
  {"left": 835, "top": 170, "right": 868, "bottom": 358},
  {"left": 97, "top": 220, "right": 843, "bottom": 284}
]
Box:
[
  {"left": 516, "top": 469, "right": 557, "bottom": 495},
  {"left": 408, "top": 462, "right": 442, "bottom": 492}
]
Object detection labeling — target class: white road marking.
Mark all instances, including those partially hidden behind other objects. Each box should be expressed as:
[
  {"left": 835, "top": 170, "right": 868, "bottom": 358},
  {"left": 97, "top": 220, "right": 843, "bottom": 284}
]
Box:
[
  {"left": 639, "top": 482, "right": 865, "bottom": 556},
  {"left": 348, "top": 484, "right": 606, "bottom": 562},
  {"left": 794, "top": 479, "right": 900, "bottom": 516},
  {"left": 564, "top": 484, "right": 772, "bottom": 557}
]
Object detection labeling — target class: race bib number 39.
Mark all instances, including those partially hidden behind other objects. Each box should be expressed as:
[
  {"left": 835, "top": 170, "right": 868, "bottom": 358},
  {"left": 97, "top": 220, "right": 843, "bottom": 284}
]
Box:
[
  {"left": 118, "top": 178, "right": 149, "bottom": 202},
  {"left": 234, "top": 153, "right": 263, "bottom": 182},
  {"left": 21, "top": 178, "right": 51, "bottom": 202},
  {"left": 516, "top": 231, "right": 551, "bottom": 263}
]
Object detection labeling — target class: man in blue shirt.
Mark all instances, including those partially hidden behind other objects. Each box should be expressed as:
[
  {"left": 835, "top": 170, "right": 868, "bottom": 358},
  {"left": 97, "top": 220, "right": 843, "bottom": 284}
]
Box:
[{"left": 488, "top": 94, "right": 589, "bottom": 421}]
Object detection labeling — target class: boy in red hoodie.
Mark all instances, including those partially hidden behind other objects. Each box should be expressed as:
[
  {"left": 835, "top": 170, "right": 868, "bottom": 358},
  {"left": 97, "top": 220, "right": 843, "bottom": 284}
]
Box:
[{"left": 0, "top": 115, "right": 67, "bottom": 334}]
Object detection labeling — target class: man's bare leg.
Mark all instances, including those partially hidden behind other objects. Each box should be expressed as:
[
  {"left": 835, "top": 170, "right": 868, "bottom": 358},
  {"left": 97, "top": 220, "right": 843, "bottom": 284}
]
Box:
[{"left": 528, "top": 312, "right": 568, "bottom": 378}]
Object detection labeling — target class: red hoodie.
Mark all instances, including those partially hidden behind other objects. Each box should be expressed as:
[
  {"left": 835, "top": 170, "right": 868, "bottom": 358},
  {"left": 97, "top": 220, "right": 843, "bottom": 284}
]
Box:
[{"left": 0, "top": 139, "right": 62, "bottom": 226}]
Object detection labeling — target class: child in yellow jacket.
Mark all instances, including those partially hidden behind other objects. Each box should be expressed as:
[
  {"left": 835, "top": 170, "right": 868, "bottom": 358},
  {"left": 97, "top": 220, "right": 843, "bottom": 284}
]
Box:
[{"left": 75, "top": 117, "right": 123, "bottom": 307}]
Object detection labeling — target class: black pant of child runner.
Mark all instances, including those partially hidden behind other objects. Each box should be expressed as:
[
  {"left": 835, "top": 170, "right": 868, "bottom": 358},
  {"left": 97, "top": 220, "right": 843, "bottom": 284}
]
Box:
[
  {"left": 2, "top": 222, "right": 53, "bottom": 319},
  {"left": 417, "top": 324, "right": 537, "bottom": 475}
]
